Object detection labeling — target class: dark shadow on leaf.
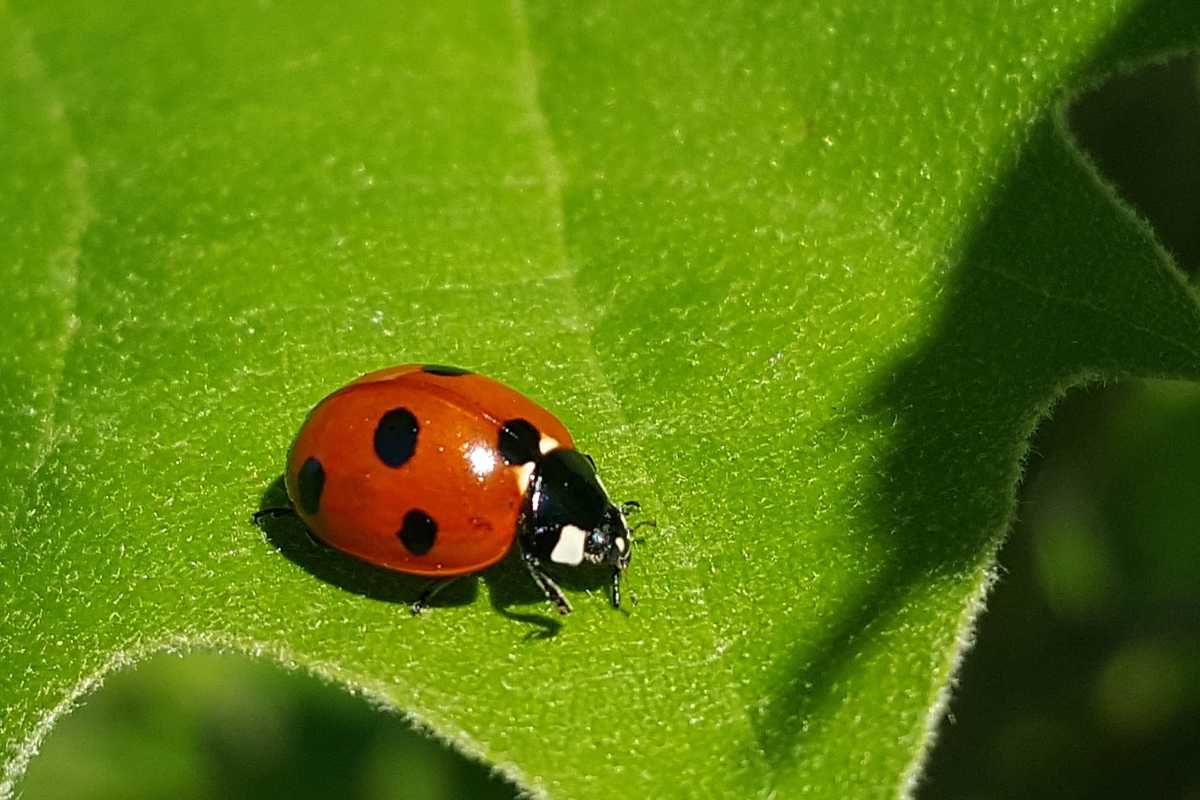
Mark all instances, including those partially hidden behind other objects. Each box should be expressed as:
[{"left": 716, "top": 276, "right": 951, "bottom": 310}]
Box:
[
  {"left": 482, "top": 546, "right": 624, "bottom": 642},
  {"left": 481, "top": 543, "right": 618, "bottom": 640},
  {"left": 255, "top": 475, "right": 609, "bottom": 637},
  {"left": 481, "top": 549, "right": 565, "bottom": 640},
  {"left": 255, "top": 475, "right": 477, "bottom": 609},
  {"left": 751, "top": 1, "right": 1200, "bottom": 775}
]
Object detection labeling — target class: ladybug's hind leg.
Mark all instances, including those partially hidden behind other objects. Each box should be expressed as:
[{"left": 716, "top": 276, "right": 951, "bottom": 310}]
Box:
[
  {"left": 252, "top": 506, "right": 332, "bottom": 552},
  {"left": 521, "top": 549, "right": 573, "bottom": 616},
  {"left": 252, "top": 506, "right": 294, "bottom": 522}
]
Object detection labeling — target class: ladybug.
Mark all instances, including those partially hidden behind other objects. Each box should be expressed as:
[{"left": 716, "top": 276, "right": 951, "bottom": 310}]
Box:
[{"left": 256, "top": 363, "right": 641, "bottom": 615}]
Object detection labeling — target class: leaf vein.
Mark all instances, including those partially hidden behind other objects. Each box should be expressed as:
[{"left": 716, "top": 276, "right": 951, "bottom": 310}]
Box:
[
  {"left": 9, "top": 20, "right": 96, "bottom": 496},
  {"left": 977, "top": 261, "right": 1200, "bottom": 364}
]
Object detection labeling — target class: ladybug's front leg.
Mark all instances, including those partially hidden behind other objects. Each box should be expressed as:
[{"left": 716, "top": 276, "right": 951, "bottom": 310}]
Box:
[{"left": 520, "top": 547, "right": 573, "bottom": 616}]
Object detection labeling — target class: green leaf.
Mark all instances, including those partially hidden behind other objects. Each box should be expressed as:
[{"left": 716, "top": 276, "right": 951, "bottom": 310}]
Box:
[{"left": 3, "top": 2, "right": 1200, "bottom": 798}]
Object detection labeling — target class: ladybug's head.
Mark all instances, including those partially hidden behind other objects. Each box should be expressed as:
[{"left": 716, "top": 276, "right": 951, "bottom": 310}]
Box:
[
  {"left": 584, "top": 503, "right": 633, "bottom": 609},
  {"left": 526, "top": 448, "right": 634, "bottom": 608},
  {"left": 583, "top": 505, "right": 632, "bottom": 569}
]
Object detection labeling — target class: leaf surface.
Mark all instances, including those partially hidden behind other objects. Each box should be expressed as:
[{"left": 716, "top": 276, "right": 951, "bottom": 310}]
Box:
[{"left": 3, "top": 2, "right": 1200, "bottom": 797}]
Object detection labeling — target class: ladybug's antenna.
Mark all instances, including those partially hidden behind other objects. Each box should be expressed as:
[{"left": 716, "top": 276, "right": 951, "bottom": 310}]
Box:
[
  {"left": 621, "top": 498, "right": 657, "bottom": 543},
  {"left": 629, "top": 519, "right": 657, "bottom": 544}
]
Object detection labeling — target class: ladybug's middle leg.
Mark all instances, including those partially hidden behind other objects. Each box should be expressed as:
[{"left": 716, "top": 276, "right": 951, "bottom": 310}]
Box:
[
  {"left": 520, "top": 548, "right": 573, "bottom": 616},
  {"left": 411, "top": 577, "right": 463, "bottom": 616}
]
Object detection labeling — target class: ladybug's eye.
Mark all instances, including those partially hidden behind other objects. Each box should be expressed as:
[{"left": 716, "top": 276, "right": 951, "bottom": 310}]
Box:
[{"left": 587, "top": 531, "right": 606, "bottom": 551}]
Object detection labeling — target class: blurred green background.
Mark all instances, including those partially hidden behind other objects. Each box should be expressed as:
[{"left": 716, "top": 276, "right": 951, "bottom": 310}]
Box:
[
  {"left": 921, "top": 56, "right": 1200, "bottom": 800},
  {"left": 16, "top": 55, "right": 1200, "bottom": 800}
]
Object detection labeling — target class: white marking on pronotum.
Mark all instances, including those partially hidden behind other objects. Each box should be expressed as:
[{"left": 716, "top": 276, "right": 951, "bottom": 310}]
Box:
[
  {"left": 539, "top": 435, "right": 559, "bottom": 455},
  {"left": 615, "top": 537, "right": 626, "bottom": 553},
  {"left": 515, "top": 462, "right": 535, "bottom": 496},
  {"left": 550, "top": 524, "right": 587, "bottom": 565}
]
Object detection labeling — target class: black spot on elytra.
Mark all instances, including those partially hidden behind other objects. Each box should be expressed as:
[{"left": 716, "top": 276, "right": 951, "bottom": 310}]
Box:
[
  {"left": 398, "top": 509, "right": 438, "bottom": 555},
  {"left": 374, "top": 407, "right": 418, "bottom": 467},
  {"left": 422, "top": 364, "right": 471, "bottom": 376},
  {"left": 297, "top": 457, "right": 325, "bottom": 515},
  {"left": 498, "top": 418, "right": 541, "bottom": 465}
]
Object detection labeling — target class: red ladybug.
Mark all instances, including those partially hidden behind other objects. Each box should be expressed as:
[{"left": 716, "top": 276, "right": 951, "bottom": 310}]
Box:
[{"left": 257, "top": 364, "right": 638, "bottom": 615}]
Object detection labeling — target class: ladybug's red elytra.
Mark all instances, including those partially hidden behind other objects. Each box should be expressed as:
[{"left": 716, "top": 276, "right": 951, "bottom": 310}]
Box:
[{"left": 257, "top": 364, "right": 640, "bottom": 615}]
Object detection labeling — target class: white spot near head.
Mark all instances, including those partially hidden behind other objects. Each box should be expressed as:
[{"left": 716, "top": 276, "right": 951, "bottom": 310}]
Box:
[
  {"left": 466, "top": 444, "right": 495, "bottom": 479},
  {"left": 515, "top": 462, "right": 535, "bottom": 496},
  {"left": 615, "top": 537, "right": 626, "bottom": 553},
  {"left": 550, "top": 524, "right": 587, "bottom": 565},
  {"left": 539, "top": 435, "right": 559, "bottom": 455}
]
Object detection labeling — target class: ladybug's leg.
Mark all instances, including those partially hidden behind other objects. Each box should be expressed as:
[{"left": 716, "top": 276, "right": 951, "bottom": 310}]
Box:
[
  {"left": 252, "top": 506, "right": 294, "bottom": 522},
  {"left": 620, "top": 501, "right": 658, "bottom": 542},
  {"left": 302, "top": 529, "right": 332, "bottom": 550},
  {"left": 253, "top": 506, "right": 332, "bottom": 552},
  {"left": 521, "top": 550, "right": 573, "bottom": 615},
  {"left": 411, "top": 577, "right": 462, "bottom": 616}
]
